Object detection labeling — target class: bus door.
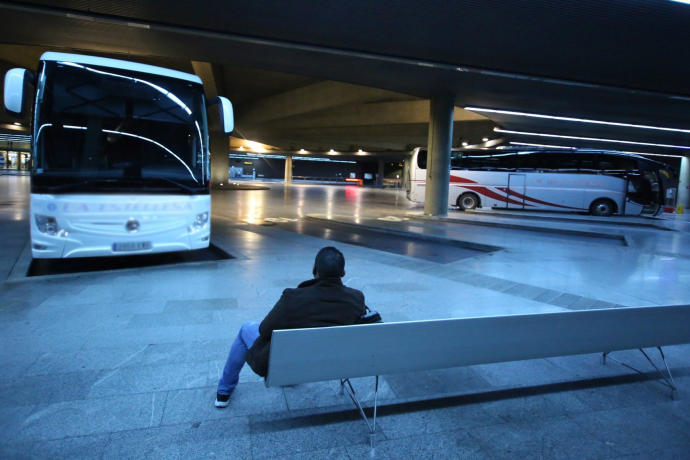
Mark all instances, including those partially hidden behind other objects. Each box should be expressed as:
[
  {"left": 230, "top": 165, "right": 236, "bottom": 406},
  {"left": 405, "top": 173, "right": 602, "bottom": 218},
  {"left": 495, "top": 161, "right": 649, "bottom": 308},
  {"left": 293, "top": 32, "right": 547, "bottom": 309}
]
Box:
[{"left": 506, "top": 174, "right": 526, "bottom": 209}]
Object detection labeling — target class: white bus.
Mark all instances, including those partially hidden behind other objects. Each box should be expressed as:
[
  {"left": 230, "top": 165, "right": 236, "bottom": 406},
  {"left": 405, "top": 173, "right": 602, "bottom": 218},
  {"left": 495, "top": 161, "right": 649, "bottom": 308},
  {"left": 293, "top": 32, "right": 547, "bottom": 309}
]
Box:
[
  {"left": 406, "top": 147, "right": 675, "bottom": 216},
  {"left": 3, "top": 52, "right": 233, "bottom": 258}
]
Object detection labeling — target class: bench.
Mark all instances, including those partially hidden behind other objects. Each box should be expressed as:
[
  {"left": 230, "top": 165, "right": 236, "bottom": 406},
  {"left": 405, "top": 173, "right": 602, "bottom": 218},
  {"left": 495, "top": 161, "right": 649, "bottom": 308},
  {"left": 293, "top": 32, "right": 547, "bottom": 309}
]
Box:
[{"left": 265, "top": 305, "right": 690, "bottom": 443}]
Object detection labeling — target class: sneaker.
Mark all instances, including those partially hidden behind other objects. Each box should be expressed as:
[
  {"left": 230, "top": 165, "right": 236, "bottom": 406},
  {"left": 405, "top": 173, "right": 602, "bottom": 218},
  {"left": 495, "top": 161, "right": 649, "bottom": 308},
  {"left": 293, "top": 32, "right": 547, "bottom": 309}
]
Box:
[{"left": 214, "top": 393, "right": 230, "bottom": 408}]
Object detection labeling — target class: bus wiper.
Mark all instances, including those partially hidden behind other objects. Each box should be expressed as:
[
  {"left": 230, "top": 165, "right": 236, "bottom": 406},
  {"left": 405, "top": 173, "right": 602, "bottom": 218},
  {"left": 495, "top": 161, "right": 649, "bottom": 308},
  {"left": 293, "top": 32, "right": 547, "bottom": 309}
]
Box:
[
  {"left": 147, "top": 177, "right": 198, "bottom": 193},
  {"left": 43, "top": 179, "right": 119, "bottom": 192}
]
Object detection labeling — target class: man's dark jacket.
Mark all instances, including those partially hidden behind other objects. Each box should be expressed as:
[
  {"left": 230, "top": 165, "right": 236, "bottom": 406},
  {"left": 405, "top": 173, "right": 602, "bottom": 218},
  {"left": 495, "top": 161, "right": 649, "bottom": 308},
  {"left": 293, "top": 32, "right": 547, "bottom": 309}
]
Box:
[{"left": 245, "top": 277, "right": 367, "bottom": 377}]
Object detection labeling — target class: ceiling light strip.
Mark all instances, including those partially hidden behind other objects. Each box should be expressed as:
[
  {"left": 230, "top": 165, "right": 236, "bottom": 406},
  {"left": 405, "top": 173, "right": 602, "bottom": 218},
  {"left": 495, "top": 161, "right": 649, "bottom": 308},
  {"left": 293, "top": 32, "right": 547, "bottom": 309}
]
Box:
[
  {"left": 467, "top": 107, "right": 690, "bottom": 134},
  {"left": 494, "top": 128, "right": 690, "bottom": 150},
  {"left": 508, "top": 142, "right": 684, "bottom": 159},
  {"left": 508, "top": 142, "right": 574, "bottom": 149}
]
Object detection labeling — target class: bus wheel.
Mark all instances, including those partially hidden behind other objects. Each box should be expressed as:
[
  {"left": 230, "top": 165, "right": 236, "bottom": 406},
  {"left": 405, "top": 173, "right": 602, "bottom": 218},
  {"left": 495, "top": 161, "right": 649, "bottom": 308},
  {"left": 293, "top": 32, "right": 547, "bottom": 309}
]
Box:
[
  {"left": 457, "top": 193, "right": 479, "bottom": 210},
  {"left": 590, "top": 198, "right": 616, "bottom": 217}
]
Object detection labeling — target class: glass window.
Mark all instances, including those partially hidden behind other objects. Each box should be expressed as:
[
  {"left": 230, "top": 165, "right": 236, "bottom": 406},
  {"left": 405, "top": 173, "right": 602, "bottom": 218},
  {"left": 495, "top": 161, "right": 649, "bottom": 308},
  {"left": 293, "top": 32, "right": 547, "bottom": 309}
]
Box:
[
  {"left": 32, "top": 61, "right": 208, "bottom": 194},
  {"left": 578, "top": 154, "right": 597, "bottom": 171},
  {"left": 597, "top": 155, "right": 635, "bottom": 171},
  {"left": 516, "top": 153, "right": 541, "bottom": 170},
  {"left": 417, "top": 150, "right": 427, "bottom": 169}
]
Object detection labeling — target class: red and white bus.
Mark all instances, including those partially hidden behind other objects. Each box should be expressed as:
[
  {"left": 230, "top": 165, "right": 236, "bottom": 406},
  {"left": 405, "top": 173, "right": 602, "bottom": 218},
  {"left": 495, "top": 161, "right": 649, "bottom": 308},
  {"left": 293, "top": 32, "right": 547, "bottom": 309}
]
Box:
[{"left": 405, "top": 148, "right": 675, "bottom": 216}]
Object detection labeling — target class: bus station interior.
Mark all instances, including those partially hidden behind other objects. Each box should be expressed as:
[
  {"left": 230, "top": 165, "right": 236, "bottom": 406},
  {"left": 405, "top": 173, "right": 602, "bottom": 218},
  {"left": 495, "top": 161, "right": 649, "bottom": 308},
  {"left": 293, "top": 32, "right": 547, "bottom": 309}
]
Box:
[{"left": 2, "top": 1, "right": 690, "bottom": 458}]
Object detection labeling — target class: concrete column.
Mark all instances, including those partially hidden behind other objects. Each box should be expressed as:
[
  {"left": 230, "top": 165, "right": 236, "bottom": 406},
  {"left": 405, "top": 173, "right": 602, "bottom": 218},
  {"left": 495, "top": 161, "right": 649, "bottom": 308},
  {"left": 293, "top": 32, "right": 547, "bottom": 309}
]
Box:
[
  {"left": 209, "top": 134, "right": 229, "bottom": 187},
  {"left": 678, "top": 156, "right": 690, "bottom": 213},
  {"left": 377, "top": 159, "right": 385, "bottom": 187},
  {"left": 284, "top": 153, "right": 293, "bottom": 183},
  {"left": 424, "top": 95, "right": 454, "bottom": 216},
  {"left": 191, "top": 61, "right": 228, "bottom": 189}
]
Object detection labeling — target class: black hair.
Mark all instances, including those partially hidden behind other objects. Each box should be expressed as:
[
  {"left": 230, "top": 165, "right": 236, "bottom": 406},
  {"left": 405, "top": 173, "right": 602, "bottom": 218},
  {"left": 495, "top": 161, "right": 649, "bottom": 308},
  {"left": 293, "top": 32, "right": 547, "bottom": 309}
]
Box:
[{"left": 313, "top": 246, "right": 345, "bottom": 278}]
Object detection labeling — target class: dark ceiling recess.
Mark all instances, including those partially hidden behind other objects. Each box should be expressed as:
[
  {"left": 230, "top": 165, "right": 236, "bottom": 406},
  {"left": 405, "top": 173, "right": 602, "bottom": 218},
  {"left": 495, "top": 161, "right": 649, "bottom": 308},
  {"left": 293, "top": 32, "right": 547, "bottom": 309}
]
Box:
[
  {"left": 7, "top": 0, "right": 690, "bottom": 96},
  {"left": 1, "top": 1, "right": 690, "bottom": 155}
]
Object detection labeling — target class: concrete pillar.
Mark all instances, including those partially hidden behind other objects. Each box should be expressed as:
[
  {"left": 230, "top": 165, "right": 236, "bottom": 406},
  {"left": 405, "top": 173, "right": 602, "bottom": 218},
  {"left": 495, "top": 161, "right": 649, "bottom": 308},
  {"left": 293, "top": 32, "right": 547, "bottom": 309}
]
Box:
[
  {"left": 191, "top": 61, "right": 229, "bottom": 189},
  {"left": 424, "top": 95, "right": 454, "bottom": 216},
  {"left": 678, "top": 156, "right": 690, "bottom": 213},
  {"left": 284, "top": 153, "right": 293, "bottom": 183},
  {"left": 377, "top": 159, "right": 385, "bottom": 187},
  {"left": 209, "top": 134, "right": 229, "bottom": 187}
]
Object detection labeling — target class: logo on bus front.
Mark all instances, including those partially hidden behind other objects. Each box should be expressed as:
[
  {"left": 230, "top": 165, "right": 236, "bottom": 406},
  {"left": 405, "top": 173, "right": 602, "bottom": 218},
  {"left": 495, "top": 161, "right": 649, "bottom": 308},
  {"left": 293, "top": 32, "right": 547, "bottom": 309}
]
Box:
[{"left": 125, "top": 219, "right": 140, "bottom": 232}]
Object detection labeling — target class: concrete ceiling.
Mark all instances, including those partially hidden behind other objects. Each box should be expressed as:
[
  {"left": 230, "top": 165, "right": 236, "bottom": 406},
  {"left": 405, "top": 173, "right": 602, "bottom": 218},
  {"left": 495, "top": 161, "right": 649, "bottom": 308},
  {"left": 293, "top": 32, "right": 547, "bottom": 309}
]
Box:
[
  {"left": 0, "top": 42, "right": 495, "bottom": 153},
  {"left": 1, "top": 1, "right": 689, "bottom": 158}
]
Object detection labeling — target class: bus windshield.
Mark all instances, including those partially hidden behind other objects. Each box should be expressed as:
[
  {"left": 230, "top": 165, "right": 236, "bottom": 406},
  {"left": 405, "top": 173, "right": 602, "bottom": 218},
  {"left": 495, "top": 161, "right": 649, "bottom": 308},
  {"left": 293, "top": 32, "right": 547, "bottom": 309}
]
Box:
[{"left": 32, "top": 60, "right": 209, "bottom": 194}]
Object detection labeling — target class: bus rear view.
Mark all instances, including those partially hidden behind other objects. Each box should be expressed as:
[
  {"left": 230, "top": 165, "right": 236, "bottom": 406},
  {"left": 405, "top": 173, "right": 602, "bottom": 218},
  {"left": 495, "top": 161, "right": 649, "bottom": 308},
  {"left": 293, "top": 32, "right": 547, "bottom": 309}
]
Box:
[{"left": 4, "top": 53, "right": 233, "bottom": 258}]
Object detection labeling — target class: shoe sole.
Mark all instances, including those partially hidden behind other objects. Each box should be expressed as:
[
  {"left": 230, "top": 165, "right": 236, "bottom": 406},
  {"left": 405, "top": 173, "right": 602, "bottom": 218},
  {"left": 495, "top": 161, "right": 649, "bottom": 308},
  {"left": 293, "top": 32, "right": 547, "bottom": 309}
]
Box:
[{"left": 214, "top": 399, "right": 230, "bottom": 408}]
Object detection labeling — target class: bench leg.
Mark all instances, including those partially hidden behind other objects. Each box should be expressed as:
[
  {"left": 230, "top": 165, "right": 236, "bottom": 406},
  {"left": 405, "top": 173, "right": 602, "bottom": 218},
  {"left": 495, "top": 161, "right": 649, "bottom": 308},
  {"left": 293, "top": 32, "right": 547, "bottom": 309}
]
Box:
[
  {"left": 643, "top": 347, "right": 678, "bottom": 400},
  {"left": 341, "top": 377, "right": 380, "bottom": 447},
  {"left": 373, "top": 375, "right": 379, "bottom": 434},
  {"left": 600, "top": 347, "right": 678, "bottom": 399}
]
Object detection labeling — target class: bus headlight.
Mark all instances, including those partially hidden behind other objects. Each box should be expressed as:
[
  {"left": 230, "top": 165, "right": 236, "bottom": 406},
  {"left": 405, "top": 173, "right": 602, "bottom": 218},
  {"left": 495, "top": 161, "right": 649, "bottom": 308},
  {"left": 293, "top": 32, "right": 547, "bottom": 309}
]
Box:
[
  {"left": 35, "top": 214, "right": 59, "bottom": 235},
  {"left": 189, "top": 212, "right": 209, "bottom": 233}
]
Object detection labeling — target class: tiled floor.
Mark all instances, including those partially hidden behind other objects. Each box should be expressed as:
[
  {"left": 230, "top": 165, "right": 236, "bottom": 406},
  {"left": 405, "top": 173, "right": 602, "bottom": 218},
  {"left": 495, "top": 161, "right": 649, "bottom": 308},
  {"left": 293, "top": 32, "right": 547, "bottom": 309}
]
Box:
[{"left": 1, "top": 177, "right": 689, "bottom": 459}]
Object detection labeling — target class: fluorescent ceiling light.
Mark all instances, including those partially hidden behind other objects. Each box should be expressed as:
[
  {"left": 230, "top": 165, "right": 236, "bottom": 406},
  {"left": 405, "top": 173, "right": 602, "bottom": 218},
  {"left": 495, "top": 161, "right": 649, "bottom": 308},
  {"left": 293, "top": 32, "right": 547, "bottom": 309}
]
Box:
[
  {"left": 618, "top": 151, "right": 684, "bottom": 159},
  {"left": 229, "top": 153, "right": 355, "bottom": 164},
  {"left": 508, "top": 141, "right": 684, "bottom": 159},
  {"left": 670, "top": 0, "right": 690, "bottom": 5},
  {"left": 494, "top": 128, "right": 690, "bottom": 150},
  {"left": 244, "top": 140, "right": 267, "bottom": 153},
  {"left": 466, "top": 106, "right": 690, "bottom": 134},
  {"left": 509, "top": 142, "right": 574, "bottom": 149}
]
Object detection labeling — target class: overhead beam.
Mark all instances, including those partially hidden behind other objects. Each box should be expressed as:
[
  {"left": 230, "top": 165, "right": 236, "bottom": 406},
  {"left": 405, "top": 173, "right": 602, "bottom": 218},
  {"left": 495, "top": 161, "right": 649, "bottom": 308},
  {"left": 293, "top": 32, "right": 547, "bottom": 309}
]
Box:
[
  {"left": 191, "top": 61, "right": 224, "bottom": 99},
  {"left": 259, "top": 100, "right": 487, "bottom": 130},
  {"left": 243, "top": 120, "right": 495, "bottom": 151},
  {"left": 238, "top": 81, "right": 406, "bottom": 125}
]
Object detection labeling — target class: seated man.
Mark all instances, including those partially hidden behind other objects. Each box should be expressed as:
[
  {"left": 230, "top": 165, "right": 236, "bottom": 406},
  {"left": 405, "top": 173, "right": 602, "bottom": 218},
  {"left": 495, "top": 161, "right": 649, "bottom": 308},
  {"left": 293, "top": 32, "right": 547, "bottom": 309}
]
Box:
[{"left": 215, "top": 246, "right": 367, "bottom": 408}]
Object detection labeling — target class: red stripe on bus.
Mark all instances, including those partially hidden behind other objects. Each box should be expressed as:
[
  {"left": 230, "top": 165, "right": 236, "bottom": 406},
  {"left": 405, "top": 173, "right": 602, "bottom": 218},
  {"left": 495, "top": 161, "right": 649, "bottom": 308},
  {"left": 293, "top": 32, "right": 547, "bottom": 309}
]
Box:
[
  {"left": 449, "top": 175, "right": 478, "bottom": 184},
  {"left": 496, "top": 187, "right": 581, "bottom": 210},
  {"left": 461, "top": 185, "right": 531, "bottom": 207}
]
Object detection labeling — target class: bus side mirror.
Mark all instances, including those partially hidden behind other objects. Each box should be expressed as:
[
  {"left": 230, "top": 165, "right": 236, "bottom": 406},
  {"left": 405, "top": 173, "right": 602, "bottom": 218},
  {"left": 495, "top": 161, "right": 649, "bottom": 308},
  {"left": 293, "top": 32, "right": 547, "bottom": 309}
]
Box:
[
  {"left": 216, "top": 96, "right": 234, "bottom": 134},
  {"left": 4, "top": 68, "right": 30, "bottom": 117}
]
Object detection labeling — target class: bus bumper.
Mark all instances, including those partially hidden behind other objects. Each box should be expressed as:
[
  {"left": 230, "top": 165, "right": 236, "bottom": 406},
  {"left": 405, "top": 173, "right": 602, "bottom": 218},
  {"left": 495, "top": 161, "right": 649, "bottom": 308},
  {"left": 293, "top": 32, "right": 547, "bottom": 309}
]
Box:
[
  {"left": 31, "top": 228, "right": 210, "bottom": 258},
  {"left": 30, "top": 194, "right": 211, "bottom": 259}
]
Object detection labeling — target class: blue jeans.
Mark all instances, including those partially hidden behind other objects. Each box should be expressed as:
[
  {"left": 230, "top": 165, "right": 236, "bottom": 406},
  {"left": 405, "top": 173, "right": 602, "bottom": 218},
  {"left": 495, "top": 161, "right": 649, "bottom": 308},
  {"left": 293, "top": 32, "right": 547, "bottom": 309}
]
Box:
[{"left": 217, "top": 321, "right": 260, "bottom": 396}]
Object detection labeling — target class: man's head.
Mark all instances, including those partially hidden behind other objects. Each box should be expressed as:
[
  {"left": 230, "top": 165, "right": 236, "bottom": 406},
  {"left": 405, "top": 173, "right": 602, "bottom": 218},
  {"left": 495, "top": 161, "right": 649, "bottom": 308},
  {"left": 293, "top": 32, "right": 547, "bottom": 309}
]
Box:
[{"left": 312, "top": 246, "right": 345, "bottom": 279}]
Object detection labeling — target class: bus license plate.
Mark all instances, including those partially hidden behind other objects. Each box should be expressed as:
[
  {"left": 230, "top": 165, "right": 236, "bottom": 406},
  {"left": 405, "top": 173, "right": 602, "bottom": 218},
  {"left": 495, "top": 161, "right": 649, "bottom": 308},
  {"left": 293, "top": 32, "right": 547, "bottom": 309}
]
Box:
[{"left": 112, "top": 241, "right": 152, "bottom": 252}]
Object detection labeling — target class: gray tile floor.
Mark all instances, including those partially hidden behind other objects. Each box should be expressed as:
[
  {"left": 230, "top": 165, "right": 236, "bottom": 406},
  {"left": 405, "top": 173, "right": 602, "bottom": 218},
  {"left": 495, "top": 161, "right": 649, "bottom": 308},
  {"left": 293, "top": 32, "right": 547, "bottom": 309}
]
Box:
[{"left": 1, "top": 176, "right": 690, "bottom": 459}]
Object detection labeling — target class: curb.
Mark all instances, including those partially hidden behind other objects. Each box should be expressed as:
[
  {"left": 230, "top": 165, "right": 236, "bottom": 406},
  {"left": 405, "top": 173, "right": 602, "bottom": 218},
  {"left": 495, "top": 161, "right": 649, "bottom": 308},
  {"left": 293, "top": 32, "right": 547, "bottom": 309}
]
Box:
[
  {"left": 458, "top": 210, "right": 674, "bottom": 231},
  {"left": 408, "top": 214, "right": 629, "bottom": 245}
]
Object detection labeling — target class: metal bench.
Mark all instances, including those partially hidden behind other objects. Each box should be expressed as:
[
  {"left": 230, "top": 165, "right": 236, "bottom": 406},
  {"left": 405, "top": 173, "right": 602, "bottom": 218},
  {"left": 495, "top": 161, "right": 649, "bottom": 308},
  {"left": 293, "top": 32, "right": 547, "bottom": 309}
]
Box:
[{"left": 265, "top": 305, "right": 690, "bottom": 443}]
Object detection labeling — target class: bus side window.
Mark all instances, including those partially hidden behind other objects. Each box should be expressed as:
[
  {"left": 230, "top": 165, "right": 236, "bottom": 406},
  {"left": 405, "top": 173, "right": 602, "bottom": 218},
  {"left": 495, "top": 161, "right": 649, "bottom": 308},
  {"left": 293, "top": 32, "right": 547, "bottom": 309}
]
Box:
[
  {"left": 555, "top": 155, "right": 578, "bottom": 172},
  {"left": 579, "top": 157, "right": 596, "bottom": 172},
  {"left": 501, "top": 154, "right": 519, "bottom": 170},
  {"left": 598, "top": 156, "right": 635, "bottom": 173},
  {"left": 517, "top": 153, "right": 539, "bottom": 170},
  {"left": 417, "top": 150, "right": 427, "bottom": 170}
]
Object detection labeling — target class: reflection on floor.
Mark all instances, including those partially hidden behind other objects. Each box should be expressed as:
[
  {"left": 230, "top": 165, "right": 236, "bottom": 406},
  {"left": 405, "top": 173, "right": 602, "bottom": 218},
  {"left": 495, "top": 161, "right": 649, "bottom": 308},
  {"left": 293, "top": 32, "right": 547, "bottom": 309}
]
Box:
[{"left": 1, "top": 177, "right": 690, "bottom": 458}]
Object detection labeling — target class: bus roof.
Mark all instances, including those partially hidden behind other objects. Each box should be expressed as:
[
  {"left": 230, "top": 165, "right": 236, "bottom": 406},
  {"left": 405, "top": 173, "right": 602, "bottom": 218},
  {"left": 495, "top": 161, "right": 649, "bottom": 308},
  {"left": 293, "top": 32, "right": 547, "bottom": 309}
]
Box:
[
  {"left": 415, "top": 146, "right": 669, "bottom": 166},
  {"left": 40, "top": 52, "right": 203, "bottom": 85}
]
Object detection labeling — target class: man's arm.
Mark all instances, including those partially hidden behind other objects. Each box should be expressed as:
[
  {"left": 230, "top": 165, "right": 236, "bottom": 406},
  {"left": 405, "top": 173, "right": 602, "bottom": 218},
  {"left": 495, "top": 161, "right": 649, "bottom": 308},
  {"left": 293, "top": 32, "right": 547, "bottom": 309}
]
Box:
[{"left": 258, "top": 289, "right": 293, "bottom": 339}]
